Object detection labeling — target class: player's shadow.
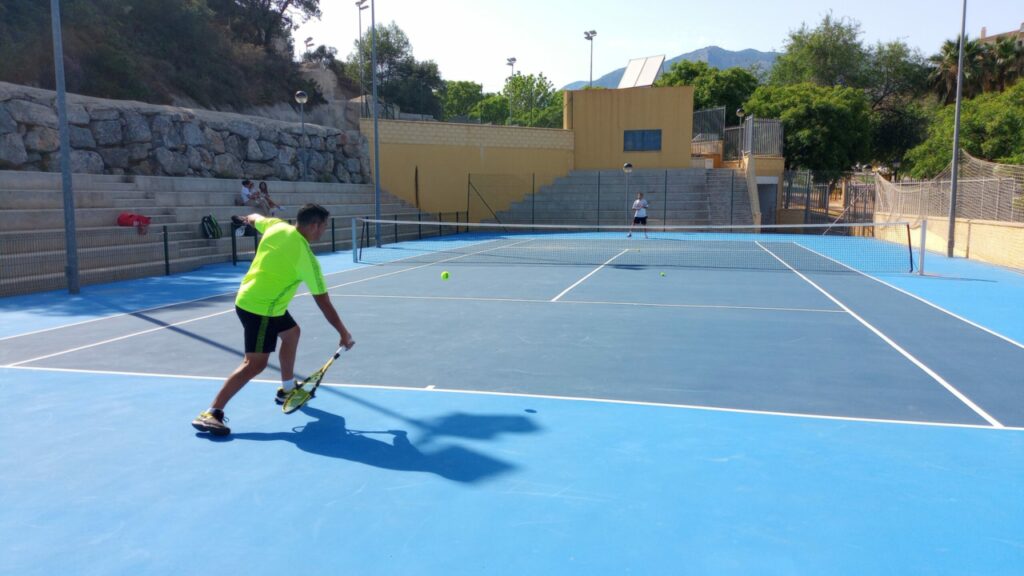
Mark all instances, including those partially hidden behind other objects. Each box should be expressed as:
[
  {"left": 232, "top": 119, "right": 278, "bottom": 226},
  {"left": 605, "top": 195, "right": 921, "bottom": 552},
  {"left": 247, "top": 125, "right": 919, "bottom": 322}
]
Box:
[{"left": 228, "top": 406, "right": 519, "bottom": 484}]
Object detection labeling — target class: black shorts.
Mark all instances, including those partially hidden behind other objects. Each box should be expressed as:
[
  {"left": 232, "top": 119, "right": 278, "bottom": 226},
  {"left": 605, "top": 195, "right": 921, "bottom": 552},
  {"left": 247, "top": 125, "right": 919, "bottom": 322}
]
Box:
[
  {"left": 236, "top": 306, "right": 297, "bottom": 354},
  {"left": 633, "top": 216, "right": 648, "bottom": 225}
]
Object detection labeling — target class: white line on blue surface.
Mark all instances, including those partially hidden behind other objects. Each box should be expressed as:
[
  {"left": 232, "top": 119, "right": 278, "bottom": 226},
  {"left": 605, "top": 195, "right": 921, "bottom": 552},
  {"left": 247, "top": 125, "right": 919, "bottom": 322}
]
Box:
[
  {"left": 550, "top": 249, "right": 630, "bottom": 302},
  {"left": 756, "top": 241, "right": 1004, "bottom": 429},
  {"left": 335, "top": 293, "right": 844, "bottom": 314},
  {"left": 6, "top": 364, "right": 1022, "bottom": 431},
  {"left": 796, "top": 243, "right": 1024, "bottom": 351}
]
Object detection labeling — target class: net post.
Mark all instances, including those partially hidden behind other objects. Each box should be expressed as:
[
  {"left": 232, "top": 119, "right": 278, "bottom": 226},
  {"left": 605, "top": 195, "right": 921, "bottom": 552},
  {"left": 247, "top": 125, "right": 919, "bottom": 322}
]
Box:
[
  {"left": 438, "top": 212, "right": 442, "bottom": 237},
  {"left": 597, "top": 171, "right": 602, "bottom": 226},
  {"left": 393, "top": 213, "right": 398, "bottom": 244},
  {"left": 163, "top": 225, "right": 170, "bottom": 275},
  {"left": 418, "top": 212, "right": 422, "bottom": 239},
  {"left": 351, "top": 218, "right": 358, "bottom": 263},
  {"left": 230, "top": 223, "right": 237, "bottom": 266},
  {"left": 663, "top": 169, "right": 668, "bottom": 231},
  {"left": 331, "top": 217, "right": 336, "bottom": 252},
  {"left": 918, "top": 219, "right": 927, "bottom": 275}
]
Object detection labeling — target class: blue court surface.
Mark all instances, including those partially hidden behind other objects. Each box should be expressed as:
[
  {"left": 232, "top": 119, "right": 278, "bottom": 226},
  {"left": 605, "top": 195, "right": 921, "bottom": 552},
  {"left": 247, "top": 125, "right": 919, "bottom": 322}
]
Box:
[{"left": 2, "top": 230, "right": 1023, "bottom": 575}]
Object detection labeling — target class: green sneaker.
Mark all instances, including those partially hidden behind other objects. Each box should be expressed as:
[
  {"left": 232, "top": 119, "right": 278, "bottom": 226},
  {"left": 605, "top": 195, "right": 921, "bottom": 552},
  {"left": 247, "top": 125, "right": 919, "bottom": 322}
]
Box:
[{"left": 191, "top": 409, "right": 230, "bottom": 436}]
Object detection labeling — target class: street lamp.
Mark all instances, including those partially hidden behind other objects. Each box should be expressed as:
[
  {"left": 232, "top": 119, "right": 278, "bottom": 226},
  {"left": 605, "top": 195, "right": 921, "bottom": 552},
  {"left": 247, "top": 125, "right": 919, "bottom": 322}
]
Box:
[
  {"left": 506, "top": 57, "right": 516, "bottom": 125},
  {"left": 623, "top": 162, "right": 633, "bottom": 223},
  {"left": 584, "top": 30, "right": 597, "bottom": 88},
  {"left": 356, "top": 0, "right": 368, "bottom": 98},
  {"left": 736, "top": 107, "right": 746, "bottom": 157},
  {"left": 295, "top": 90, "right": 308, "bottom": 181}
]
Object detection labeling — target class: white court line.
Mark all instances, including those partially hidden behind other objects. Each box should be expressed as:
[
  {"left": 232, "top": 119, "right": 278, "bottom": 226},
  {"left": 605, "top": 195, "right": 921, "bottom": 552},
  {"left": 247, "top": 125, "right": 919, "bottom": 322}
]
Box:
[
  {"left": 796, "top": 243, "right": 1024, "bottom": 351},
  {"left": 756, "top": 240, "right": 1004, "bottom": 429},
  {"left": 551, "top": 249, "right": 629, "bottom": 302},
  {"left": 2, "top": 239, "right": 538, "bottom": 366},
  {"left": 336, "top": 293, "right": 844, "bottom": 314},
  {"left": 0, "top": 259, "right": 373, "bottom": 343},
  {"left": 5, "top": 364, "right": 1021, "bottom": 432},
  {"left": 5, "top": 308, "right": 236, "bottom": 367}
]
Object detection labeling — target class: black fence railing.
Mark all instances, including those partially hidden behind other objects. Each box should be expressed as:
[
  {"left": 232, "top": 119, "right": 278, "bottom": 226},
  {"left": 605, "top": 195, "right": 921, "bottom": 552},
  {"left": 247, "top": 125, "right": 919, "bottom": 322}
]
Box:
[
  {"left": 692, "top": 107, "right": 726, "bottom": 142},
  {"left": 1, "top": 226, "right": 173, "bottom": 297}
]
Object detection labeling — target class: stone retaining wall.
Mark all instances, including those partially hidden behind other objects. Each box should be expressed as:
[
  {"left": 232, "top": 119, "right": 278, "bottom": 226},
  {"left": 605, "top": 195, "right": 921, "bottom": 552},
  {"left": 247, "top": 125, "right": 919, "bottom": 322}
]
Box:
[{"left": 0, "top": 81, "right": 370, "bottom": 183}]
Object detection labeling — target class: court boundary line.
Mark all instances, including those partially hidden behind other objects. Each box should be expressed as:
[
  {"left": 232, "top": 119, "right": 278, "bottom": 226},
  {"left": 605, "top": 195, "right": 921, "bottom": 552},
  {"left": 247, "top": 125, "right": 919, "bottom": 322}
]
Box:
[
  {"left": 796, "top": 243, "right": 1024, "bottom": 351},
  {"left": 335, "top": 293, "right": 844, "bottom": 314},
  {"left": 0, "top": 239, "right": 539, "bottom": 364},
  {"left": 551, "top": 249, "right": 630, "bottom": 302},
  {"left": 756, "top": 240, "right": 1004, "bottom": 429},
  {"left": 5, "top": 364, "right": 1019, "bottom": 432}
]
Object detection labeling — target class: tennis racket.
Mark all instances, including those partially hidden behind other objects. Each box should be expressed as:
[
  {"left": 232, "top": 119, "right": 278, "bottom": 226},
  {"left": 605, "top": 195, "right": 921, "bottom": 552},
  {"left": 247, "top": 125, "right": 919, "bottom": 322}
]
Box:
[{"left": 282, "top": 346, "right": 346, "bottom": 414}]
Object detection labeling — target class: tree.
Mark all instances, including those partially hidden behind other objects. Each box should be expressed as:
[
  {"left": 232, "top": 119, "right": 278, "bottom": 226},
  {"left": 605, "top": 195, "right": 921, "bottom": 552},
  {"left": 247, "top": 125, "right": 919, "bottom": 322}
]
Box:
[
  {"left": 865, "top": 41, "right": 929, "bottom": 111},
  {"left": 209, "top": 0, "right": 321, "bottom": 50},
  {"left": 769, "top": 14, "right": 869, "bottom": 88},
  {"left": 346, "top": 22, "right": 442, "bottom": 115},
  {"left": 471, "top": 94, "right": 509, "bottom": 125},
  {"left": 905, "top": 80, "right": 1024, "bottom": 177},
  {"left": 992, "top": 36, "right": 1024, "bottom": 92},
  {"left": 927, "top": 37, "right": 986, "bottom": 104},
  {"left": 656, "top": 61, "right": 759, "bottom": 124},
  {"left": 531, "top": 90, "right": 565, "bottom": 129},
  {"left": 505, "top": 73, "right": 557, "bottom": 127},
  {"left": 744, "top": 83, "right": 873, "bottom": 176},
  {"left": 863, "top": 41, "right": 930, "bottom": 164},
  {"left": 347, "top": 22, "right": 442, "bottom": 117},
  {"left": 442, "top": 80, "right": 484, "bottom": 120}
]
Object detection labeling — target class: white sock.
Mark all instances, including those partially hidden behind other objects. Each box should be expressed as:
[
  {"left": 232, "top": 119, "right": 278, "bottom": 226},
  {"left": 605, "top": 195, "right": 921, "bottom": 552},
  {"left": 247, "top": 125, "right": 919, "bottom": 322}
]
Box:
[{"left": 282, "top": 379, "right": 297, "bottom": 392}]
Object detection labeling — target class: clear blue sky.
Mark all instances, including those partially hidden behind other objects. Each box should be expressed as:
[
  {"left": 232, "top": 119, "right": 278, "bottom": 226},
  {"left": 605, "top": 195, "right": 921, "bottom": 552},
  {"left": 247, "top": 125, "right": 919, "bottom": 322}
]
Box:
[{"left": 295, "top": 0, "right": 1023, "bottom": 92}]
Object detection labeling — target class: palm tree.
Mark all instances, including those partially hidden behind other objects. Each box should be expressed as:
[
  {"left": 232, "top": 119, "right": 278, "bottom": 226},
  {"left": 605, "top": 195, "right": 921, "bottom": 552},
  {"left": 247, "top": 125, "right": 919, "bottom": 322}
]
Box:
[
  {"left": 992, "top": 36, "right": 1024, "bottom": 90},
  {"left": 928, "top": 37, "right": 986, "bottom": 104}
]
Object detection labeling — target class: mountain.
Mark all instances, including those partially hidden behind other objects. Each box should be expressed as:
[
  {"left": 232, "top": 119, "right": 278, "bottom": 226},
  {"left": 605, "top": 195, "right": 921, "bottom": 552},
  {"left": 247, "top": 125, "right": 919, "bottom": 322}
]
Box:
[{"left": 562, "top": 45, "right": 779, "bottom": 90}]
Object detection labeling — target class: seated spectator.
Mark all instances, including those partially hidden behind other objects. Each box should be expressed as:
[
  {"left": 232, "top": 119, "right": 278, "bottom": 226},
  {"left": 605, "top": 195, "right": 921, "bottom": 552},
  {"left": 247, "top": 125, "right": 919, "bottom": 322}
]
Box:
[
  {"left": 257, "top": 181, "right": 284, "bottom": 216},
  {"left": 238, "top": 179, "right": 271, "bottom": 215}
]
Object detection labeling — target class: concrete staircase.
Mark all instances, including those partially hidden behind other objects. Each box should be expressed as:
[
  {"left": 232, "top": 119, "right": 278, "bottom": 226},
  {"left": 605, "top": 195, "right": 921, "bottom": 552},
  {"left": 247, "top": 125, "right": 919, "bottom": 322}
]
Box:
[
  {"left": 0, "top": 170, "right": 424, "bottom": 296},
  {"left": 491, "top": 168, "right": 751, "bottom": 227}
]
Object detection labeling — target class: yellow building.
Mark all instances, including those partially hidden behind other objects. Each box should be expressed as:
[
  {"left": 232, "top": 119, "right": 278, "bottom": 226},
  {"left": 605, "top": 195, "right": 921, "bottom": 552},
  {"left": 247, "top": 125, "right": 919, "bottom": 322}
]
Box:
[{"left": 360, "top": 84, "right": 783, "bottom": 221}]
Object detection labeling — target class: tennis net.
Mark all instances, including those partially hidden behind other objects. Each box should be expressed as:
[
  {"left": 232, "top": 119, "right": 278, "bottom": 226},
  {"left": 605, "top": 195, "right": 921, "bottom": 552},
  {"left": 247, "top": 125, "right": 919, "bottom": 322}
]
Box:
[{"left": 353, "top": 219, "right": 915, "bottom": 273}]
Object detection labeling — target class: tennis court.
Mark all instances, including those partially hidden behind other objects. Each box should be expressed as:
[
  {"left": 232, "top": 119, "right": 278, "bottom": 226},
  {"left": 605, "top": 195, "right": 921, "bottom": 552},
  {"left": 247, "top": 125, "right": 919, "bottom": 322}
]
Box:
[{"left": 2, "top": 220, "right": 1022, "bottom": 575}]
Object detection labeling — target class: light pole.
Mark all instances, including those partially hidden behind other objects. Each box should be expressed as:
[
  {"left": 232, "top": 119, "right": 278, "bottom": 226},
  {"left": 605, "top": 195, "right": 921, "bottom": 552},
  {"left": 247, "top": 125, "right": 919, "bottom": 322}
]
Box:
[
  {"left": 735, "top": 107, "right": 745, "bottom": 159},
  {"left": 948, "top": 0, "right": 967, "bottom": 257},
  {"left": 295, "top": 90, "right": 308, "bottom": 181},
  {"left": 50, "top": 0, "right": 79, "bottom": 293},
  {"left": 506, "top": 57, "right": 516, "bottom": 125},
  {"left": 623, "top": 162, "right": 633, "bottom": 224},
  {"left": 371, "top": 0, "right": 382, "bottom": 246},
  {"left": 584, "top": 30, "right": 597, "bottom": 88},
  {"left": 356, "top": 0, "right": 368, "bottom": 98}
]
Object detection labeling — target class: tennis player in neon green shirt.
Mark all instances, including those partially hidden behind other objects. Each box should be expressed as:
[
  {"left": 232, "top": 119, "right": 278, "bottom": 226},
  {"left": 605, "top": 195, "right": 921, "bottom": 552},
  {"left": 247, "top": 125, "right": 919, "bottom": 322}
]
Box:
[{"left": 192, "top": 204, "right": 355, "bottom": 436}]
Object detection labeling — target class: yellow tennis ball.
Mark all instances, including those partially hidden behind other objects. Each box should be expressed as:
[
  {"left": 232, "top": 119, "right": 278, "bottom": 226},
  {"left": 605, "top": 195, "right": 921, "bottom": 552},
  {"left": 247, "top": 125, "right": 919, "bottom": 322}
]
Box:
[
  {"left": 660, "top": 272, "right": 666, "bottom": 277},
  {"left": 441, "top": 271, "right": 450, "bottom": 280}
]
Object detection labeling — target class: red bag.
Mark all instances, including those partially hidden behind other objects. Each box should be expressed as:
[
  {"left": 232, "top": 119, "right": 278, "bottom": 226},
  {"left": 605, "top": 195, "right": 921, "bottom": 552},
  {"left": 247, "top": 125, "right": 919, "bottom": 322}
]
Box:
[{"left": 117, "top": 212, "right": 151, "bottom": 235}]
